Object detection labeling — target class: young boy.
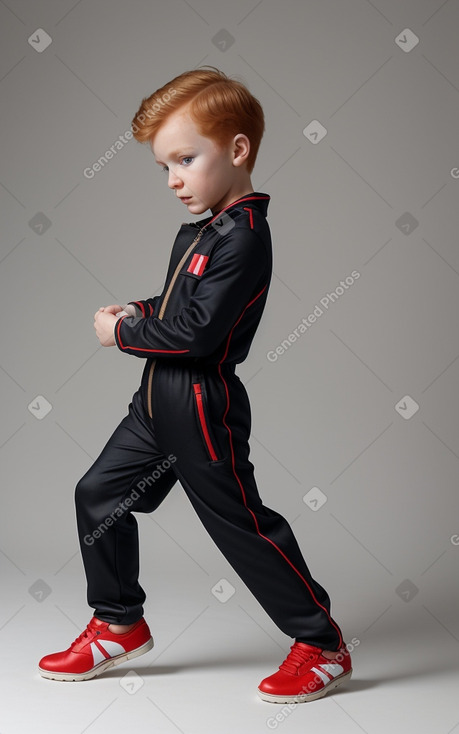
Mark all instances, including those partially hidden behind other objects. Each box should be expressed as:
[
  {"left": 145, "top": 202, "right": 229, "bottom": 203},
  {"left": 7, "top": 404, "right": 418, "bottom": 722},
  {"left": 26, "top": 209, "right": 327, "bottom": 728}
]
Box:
[{"left": 38, "top": 67, "right": 352, "bottom": 703}]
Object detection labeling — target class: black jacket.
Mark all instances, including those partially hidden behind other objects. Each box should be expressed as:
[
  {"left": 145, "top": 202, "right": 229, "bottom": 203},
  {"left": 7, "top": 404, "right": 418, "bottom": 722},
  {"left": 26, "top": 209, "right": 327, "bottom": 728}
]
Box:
[{"left": 114, "top": 192, "right": 272, "bottom": 373}]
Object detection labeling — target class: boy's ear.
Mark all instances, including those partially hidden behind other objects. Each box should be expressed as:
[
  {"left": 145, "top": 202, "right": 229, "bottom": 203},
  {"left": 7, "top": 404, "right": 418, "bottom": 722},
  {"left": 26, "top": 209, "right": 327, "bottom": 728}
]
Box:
[{"left": 231, "top": 133, "right": 250, "bottom": 167}]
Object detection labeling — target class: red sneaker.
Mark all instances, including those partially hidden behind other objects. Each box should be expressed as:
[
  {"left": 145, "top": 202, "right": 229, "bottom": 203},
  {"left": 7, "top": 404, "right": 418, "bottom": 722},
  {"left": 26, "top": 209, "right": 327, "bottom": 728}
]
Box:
[
  {"left": 38, "top": 616, "right": 153, "bottom": 681},
  {"left": 258, "top": 642, "right": 352, "bottom": 703}
]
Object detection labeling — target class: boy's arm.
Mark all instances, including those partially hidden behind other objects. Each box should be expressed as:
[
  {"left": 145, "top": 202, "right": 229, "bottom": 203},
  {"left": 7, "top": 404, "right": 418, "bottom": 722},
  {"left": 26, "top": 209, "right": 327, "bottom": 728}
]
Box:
[{"left": 114, "top": 229, "right": 269, "bottom": 360}]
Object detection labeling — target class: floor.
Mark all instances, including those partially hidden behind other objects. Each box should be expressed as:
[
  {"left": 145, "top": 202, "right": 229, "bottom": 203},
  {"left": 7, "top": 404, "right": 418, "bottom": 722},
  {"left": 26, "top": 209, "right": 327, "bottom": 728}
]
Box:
[{"left": 1, "top": 564, "right": 458, "bottom": 734}]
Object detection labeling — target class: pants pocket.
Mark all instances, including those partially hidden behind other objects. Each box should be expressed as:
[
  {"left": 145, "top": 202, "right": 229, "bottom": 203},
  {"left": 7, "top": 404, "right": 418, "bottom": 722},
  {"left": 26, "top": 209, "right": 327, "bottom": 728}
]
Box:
[{"left": 192, "top": 382, "right": 220, "bottom": 462}]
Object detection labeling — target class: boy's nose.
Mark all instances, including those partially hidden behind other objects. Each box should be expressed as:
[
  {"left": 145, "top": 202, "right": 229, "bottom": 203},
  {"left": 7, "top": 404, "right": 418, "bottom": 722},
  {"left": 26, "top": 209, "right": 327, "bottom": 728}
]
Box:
[{"left": 167, "top": 167, "right": 182, "bottom": 189}]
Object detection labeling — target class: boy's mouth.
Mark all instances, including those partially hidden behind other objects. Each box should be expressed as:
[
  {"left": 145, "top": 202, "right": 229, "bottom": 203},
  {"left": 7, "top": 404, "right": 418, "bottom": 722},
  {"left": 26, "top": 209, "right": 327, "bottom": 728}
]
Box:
[{"left": 179, "top": 196, "right": 192, "bottom": 204}]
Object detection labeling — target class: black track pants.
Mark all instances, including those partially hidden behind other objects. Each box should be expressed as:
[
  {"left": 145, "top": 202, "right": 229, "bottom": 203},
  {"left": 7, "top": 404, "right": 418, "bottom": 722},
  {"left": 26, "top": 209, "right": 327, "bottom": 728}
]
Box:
[{"left": 75, "top": 361, "right": 344, "bottom": 650}]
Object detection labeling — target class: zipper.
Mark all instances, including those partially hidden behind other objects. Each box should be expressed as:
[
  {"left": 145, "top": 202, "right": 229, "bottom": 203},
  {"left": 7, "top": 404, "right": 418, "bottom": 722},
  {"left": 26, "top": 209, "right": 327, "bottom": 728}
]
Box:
[
  {"left": 147, "top": 226, "right": 205, "bottom": 419},
  {"left": 193, "top": 382, "right": 219, "bottom": 461},
  {"left": 146, "top": 360, "right": 157, "bottom": 418}
]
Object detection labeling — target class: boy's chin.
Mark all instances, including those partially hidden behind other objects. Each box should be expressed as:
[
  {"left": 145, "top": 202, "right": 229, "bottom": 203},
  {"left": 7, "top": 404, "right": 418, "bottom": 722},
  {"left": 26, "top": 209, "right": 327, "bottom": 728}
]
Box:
[{"left": 184, "top": 201, "right": 209, "bottom": 215}]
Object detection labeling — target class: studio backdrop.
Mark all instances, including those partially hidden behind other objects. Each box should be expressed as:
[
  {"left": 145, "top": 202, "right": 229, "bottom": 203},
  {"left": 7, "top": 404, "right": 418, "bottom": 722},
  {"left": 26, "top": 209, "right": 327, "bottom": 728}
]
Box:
[{"left": 1, "top": 1, "right": 458, "bottom": 732}]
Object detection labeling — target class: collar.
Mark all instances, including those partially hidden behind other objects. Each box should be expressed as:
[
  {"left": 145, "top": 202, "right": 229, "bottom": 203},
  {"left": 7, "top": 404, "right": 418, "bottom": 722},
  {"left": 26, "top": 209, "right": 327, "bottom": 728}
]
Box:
[{"left": 189, "top": 191, "right": 270, "bottom": 230}]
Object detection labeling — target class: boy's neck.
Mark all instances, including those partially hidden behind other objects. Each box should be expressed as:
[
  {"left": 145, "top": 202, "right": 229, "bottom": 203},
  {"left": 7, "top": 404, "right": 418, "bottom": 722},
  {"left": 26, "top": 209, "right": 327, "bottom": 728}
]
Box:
[{"left": 211, "top": 182, "right": 255, "bottom": 215}]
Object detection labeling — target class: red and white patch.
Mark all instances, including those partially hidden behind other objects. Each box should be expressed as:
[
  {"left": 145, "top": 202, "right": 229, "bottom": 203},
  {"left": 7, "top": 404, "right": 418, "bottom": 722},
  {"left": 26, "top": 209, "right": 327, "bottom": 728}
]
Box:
[{"left": 187, "top": 253, "right": 209, "bottom": 277}]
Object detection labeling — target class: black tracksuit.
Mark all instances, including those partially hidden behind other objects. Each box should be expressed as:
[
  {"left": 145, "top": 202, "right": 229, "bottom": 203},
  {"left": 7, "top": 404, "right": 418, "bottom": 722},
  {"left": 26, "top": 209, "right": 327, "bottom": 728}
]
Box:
[{"left": 75, "top": 191, "right": 344, "bottom": 650}]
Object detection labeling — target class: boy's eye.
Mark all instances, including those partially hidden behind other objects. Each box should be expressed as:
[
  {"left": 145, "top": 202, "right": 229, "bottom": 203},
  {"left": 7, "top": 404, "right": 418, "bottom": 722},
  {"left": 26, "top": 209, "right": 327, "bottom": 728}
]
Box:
[{"left": 160, "top": 157, "right": 193, "bottom": 173}]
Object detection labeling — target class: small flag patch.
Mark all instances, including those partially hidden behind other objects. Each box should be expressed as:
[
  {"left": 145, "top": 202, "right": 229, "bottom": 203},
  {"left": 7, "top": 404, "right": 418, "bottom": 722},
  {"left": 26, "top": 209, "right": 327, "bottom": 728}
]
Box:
[{"left": 187, "top": 253, "right": 209, "bottom": 276}]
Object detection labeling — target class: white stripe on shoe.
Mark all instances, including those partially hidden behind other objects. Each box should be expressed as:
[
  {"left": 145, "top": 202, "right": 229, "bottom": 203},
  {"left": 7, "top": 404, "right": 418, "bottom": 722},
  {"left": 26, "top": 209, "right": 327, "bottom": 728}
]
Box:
[
  {"left": 319, "top": 662, "right": 344, "bottom": 678},
  {"left": 311, "top": 666, "right": 332, "bottom": 685},
  {"left": 90, "top": 640, "right": 126, "bottom": 665},
  {"left": 310, "top": 662, "right": 344, "bottom": 685}
]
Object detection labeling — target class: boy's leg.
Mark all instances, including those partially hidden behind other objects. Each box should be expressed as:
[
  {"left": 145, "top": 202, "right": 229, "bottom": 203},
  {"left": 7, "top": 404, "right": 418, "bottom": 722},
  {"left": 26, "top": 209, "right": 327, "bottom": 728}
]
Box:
[
  {"left": 75, "top": 387, "right": 177, "bottom": 625},
  {"left": 152, "top": 362, "right": 343, "bottom": 651}
]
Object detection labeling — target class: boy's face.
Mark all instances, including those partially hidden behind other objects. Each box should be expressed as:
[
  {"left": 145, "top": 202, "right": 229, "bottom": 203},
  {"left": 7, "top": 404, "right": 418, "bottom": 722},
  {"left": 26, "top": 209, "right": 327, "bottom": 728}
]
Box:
[{"left": 152, "top": 107, "right": 249, "bottom": 215}]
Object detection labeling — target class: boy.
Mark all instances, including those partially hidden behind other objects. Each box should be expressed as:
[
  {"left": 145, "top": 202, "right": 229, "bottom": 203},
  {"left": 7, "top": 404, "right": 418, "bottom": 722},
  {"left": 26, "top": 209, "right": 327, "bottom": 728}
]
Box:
[{"left": 38, "top": 67, "right": 352, "bottom": 703}]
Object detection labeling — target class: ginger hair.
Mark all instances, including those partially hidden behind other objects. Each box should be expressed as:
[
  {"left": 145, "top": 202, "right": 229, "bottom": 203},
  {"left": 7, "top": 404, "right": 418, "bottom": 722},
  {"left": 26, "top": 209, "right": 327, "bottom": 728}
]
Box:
[{"left": 131, "top": 67, "right": 265, "bottom": 174}]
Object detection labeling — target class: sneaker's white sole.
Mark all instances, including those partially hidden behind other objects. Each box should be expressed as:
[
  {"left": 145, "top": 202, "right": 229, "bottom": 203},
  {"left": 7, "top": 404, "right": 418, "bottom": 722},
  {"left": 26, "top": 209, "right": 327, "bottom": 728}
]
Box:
[
  {"left": 38, "top": 636, "right": 154, "bottom": 682},
  {"left": 257, "top": 668, "right": 352, "bottom": 703}
]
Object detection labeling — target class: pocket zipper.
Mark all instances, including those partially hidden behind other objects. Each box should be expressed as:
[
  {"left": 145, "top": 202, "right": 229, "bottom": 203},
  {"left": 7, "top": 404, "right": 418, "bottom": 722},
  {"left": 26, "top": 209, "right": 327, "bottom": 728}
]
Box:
[
  {"left": 193, "top": 383, "right": 219, "bottom": 461},
  {"left": 147, "top": 227, "right": 205, "bottom": 419}
]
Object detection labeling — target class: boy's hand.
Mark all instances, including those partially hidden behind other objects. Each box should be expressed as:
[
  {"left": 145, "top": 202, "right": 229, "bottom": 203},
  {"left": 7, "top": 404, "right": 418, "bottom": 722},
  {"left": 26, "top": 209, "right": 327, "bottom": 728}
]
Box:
[
  {"left": 94, "top": 306, "right": 120, "bottom": 347},
  {"left": 95, "top": 304, "right": 123, "bottom": 317}
]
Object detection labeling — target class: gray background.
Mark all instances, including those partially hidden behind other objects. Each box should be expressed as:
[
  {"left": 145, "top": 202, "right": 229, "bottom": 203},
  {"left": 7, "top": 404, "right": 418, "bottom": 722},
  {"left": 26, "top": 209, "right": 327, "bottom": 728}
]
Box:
[{"left": 1, "top": 1, "right": 458, "bottom": 733}]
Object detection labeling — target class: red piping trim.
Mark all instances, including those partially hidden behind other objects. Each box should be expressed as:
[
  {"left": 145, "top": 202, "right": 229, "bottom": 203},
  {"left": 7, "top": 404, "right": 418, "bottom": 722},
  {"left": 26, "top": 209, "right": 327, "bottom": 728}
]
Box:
[
  {"left": 193, "top": 383, "right": 219, "bottom": 461},
  {"left": 115, "top": 316, "right": 189, "bottom": 354},
  {"left": 132, "top": 301, "right": 146, "bottom": 317},
  {"left": 217, "top": 289, "right": 344, "bottom": 649},
  {"left": 243, "top": 207, "right": 254, "bottom": 230},
  {"left": 220, "top": 285, "right": 267, "bottom": 363}
]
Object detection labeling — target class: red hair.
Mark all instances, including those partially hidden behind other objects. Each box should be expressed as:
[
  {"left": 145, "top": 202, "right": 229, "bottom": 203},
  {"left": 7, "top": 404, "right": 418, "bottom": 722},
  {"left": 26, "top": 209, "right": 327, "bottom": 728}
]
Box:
[{"left": 131, "top": 67, "right": 265, "bottom": 174}]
